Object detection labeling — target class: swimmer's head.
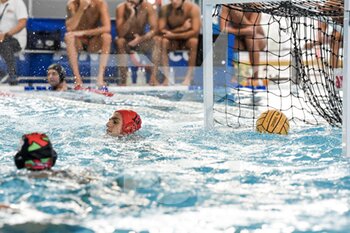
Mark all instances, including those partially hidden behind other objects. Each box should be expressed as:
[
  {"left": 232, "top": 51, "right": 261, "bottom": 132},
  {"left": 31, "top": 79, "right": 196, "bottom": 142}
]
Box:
[
  {"left": 47, "top": 64, "right": 66, "bottom": 89},
  {"left": 106, "top": 110, "right": 142, "bottom": 136},
  {"left": 14, "top": 133, "right": 57, "bottom": 171}
]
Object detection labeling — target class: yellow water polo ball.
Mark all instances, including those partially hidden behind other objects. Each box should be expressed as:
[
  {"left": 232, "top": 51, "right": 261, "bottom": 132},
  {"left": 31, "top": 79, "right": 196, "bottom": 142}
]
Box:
[{"left": 256, "top": 109, "right": 289, "bottom": 135}]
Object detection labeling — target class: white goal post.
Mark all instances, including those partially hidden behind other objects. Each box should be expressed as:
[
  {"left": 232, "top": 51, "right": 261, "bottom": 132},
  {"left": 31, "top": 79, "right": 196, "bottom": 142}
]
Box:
[{"left": 202, "top": 0, "right": 350, "bottom": 157}]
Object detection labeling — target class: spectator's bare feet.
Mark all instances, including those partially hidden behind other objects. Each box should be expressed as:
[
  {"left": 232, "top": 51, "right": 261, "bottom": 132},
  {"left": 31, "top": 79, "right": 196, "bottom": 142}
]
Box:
[
  {"left": 96, "top": 79, "right": 107, "bottom": 88},
  {"left": 149, "top": 77, "right": 159, "bottom": 86},
  {"left": 231, "top": 76, "right": 238, "bottom": 83},
  {"left": 181, "top": 77, "right": 192, "bottom": 86},
  {"left": 74, "top": 76, "right": 84, "bottom": 88},
  {"left": 162, "top": 78, "right": 169, "bottom": 86}
]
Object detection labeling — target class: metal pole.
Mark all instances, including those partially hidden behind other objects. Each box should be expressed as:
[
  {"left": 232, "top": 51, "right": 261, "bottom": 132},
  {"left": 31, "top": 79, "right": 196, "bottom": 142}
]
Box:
[
  {"left": 203, "top": 0, "right": 214, "bottom": 129},
  {"left": 343, "top": 0, "right": 350, "bottom": 157},
  {"left": 28, "top": 0, "right": 33, "bottom": 17}
]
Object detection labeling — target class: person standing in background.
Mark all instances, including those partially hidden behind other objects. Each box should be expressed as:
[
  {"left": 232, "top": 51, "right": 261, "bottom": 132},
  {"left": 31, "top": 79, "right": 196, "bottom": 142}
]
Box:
[{"left": 0, "top": 0, "right": 28, "bottom": 85}]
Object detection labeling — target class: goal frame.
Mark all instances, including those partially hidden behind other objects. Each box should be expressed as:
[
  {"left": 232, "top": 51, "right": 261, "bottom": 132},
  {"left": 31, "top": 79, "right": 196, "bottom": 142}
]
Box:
[{"left": 202, "top": 0, "right": 350, "bottom": 157}]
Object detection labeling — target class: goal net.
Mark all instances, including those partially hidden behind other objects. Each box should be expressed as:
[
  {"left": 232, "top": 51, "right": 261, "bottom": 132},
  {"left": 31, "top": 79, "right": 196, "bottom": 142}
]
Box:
[{"left": 211, "top": 0, "right": 344, "bottom": 129}]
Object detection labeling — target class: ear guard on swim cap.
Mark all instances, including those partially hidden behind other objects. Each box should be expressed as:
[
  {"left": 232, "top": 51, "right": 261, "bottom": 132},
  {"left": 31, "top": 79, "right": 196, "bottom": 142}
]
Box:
[
  {"left": 116, "top": 110, "right": 142, "bottom": 135},
  {"left": 47, "top": 63, "right": 66, "bottom": 83},
  {"left": 14, "top": 133, "right": 57, "bottom": 171}
]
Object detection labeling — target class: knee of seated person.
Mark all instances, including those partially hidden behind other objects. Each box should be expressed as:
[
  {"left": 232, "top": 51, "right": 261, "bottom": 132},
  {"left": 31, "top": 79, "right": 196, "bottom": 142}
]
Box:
[
  {"left": 161, "top": 38, "right": 170, "bottom": 47},
  {"left": 116, "top": 37, "right": 127, "bottom": 47},
  {"left": 64, "top": 32, "right": 75, "bottom": 42},
  {"left": 187, "top": 37, "right": 198, "bottom": 47},
  {"left": 101, "top": 33, "right": 112, "bottom": 43},
  {"left": 153, "top": 36, "right": 162, "bottom": 44}
]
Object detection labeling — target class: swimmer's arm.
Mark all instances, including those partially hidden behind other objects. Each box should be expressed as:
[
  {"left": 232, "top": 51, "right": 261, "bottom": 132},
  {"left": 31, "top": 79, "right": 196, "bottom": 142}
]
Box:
[
  {"left": 116, "top": 4, "right": 133, "bottom": 38},
  {"left": 66, "top": 1, "right": 85, "bottom": 32},
  {"left": 138, "top": 2, "right": 158, "bottom": 43},
  {"left": 170, "top": 6, "right": 201, "bottom": 40}
]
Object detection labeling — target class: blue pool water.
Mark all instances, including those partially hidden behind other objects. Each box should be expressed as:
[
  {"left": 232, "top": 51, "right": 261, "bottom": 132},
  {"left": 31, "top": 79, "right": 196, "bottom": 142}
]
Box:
[{"left": 0, "top": 89, "right": 349, "bottom": 233}]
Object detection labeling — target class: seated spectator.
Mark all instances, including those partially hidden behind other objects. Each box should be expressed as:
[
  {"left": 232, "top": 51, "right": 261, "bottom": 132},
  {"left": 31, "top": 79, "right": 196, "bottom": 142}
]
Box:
[
  {"left": 14, "top": 133, "right": 57, "bottom": 171},
  {"left": 65, "top": 0, "right": 111, "bottom": 88},
  {"left": 47, "top": 64, "right": 69, "bottom": 91},
  {"left": 106, "top": 110, "right": 142, "bottom": 136},
  {"left": 220, "top": 5, "right": 266, "bottom": 85},
  {"left": 305, "top": 0, "right": 343, "bottom": 69},
  {"left": 0, "top": 0, "right": 28, "bottom": 85},
  {"left": 115, "top": 0, "right": 160, "bottom": 86},
  {"left": 158, "top": 0, "right": 201, "bottom": 86}
]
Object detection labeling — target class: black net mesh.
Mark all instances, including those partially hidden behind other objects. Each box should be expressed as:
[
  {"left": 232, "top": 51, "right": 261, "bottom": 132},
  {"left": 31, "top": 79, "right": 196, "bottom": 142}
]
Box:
[{"left": 212, "top": 0, "right": 344, "bottom": 128}]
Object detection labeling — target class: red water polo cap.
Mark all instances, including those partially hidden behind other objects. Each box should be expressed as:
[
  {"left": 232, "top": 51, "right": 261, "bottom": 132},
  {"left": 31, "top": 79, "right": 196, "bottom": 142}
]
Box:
[{"left": 116, "top": 110, "right": 142, "bottom": 135}]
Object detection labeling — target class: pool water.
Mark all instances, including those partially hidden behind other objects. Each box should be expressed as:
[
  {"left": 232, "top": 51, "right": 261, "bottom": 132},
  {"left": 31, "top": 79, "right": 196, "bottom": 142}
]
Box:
[{"left": 0, "top": 90, "right": 349, "bottom": 233}]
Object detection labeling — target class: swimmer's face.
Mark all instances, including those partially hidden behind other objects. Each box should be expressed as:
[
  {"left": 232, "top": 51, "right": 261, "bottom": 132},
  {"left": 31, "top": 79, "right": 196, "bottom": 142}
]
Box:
[
  {"left": 106, "top": 112, "right": 123, "bottom": 136},
  {"left": 47, "top": 69, "right": 60, "bottom": 87},
  {"left": 171, "top": 0, "right": 183, "bottom": 9}
]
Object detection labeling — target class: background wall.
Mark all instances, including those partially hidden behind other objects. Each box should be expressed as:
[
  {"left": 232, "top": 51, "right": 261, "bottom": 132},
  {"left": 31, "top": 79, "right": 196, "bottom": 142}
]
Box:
[
  {"left": 25, "top": 0, "right": 126, "bottom": 19},
  {"left": 25, "top": 0, "right": 200, "bottom": 19}
]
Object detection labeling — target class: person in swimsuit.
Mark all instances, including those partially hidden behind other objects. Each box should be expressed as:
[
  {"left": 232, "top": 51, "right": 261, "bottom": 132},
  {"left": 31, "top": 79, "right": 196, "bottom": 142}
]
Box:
[
  {"left": 158, "top": 0, "right": 201, "bottom": 86},
  {"left": 115, "top": 0, "right": 161, "bottom": 86},
  {"left": 304, "top": 0, "right": 343, "bottom": 68},
  {"left": 220, "top": 5, "right": 266, "bottom": 86},
  {"left": 65, "top": 0, "right": 111, "bottom": 88}
]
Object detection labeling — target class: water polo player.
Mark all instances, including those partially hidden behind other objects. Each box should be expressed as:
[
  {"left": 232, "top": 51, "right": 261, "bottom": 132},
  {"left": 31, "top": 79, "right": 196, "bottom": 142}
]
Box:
[
  {"left": 106, "top": 110, "right": 142, "bottom": 136},
  {"left": 47, "top": 63, "right": 69, "bottom": 91},
  {"left": 14, "top": 132, "right": 57, "bottom": 171}
]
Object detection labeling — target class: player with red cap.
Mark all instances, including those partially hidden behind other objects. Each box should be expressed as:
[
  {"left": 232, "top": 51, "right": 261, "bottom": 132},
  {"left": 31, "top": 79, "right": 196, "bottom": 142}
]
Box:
[{"left": 106, "top": 110, "right": 142, "bottom": 136}]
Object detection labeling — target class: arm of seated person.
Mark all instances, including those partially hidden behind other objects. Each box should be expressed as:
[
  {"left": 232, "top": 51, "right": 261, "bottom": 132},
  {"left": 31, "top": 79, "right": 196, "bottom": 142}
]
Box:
[
  {"left": 161, "top": 5, "right": 201, "bottom": 40},
  {"left": 65, "top": 0, "right": 87, "bottom": 32}
]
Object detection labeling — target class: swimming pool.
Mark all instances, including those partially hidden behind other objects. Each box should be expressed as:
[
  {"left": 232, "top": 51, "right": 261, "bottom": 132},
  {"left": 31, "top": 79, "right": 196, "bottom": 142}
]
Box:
[{"left": 0, "top": 88, "right": 349, "bottom": 233}]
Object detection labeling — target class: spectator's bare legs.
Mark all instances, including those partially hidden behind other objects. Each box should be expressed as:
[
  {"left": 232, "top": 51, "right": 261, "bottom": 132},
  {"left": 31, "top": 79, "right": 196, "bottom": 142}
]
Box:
[
  {"left": 305, "top": 21, "right": 327, "bottom": 49},
  {"left": 149, "top": 36, "right": 161, "bottom": 86},
  {"left": 65, "top": 32, "right": 83, "bottom": 86},
  {"left": 182, "top": 37, "right": 198, "bottom": 86},
  {"left": 116, "top": 37, "right": 128, "bottom": 86},
  {"left": 331, "top": 30, "right": 342, "bottom": 68},
  {"left": 161, "top": 37, "right": 171, "bottom": 86},
  {"left": 245, "top": 31, "right": 266, "bottom": 82},
  {"left": 97, "top": 33, "right": 111, "bottom": 87}
]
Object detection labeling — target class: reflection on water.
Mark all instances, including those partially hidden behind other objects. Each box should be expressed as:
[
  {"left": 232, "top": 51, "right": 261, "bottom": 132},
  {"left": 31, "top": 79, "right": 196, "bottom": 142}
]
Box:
[{"left": 0, "top": 91, "right": 349, "bottom": 233}]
